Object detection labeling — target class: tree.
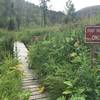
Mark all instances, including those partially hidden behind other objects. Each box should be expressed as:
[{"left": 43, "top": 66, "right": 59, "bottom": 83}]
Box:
[
  {"left": 0, "top": 0, "right": 16, "bottom": 29},
  {"left": 0, "top": 0, "right": 6, "bottom": 28},
  {"left": 13, "top": 0, "right": 25, "bottom": 30},
  {"left": 40, "top": 0, "right": 50, "bottom": 26},
  {"left": 8, "top": 2, "right": 16, "bottom": 30},
  {"left": 65, "top": 0, "right": 76, "bottom": 23}
]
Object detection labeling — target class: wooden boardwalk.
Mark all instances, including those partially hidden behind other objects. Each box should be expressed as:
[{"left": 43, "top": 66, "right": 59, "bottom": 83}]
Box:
[{"left": 14, "top": 42, "right": 49, "bottom": 100}]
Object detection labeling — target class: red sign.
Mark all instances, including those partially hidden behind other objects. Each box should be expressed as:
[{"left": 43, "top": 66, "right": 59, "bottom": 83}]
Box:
[{"left": 85, "top": 26, "right": 100, "bottom": 43}]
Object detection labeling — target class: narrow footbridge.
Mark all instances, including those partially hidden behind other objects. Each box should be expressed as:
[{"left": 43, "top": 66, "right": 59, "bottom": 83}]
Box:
[{"left": 14, "top": 42, "right": 49, "bottom": 100}]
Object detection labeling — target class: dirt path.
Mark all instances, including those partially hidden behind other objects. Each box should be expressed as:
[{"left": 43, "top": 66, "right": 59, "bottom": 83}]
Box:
[{"left": 14, "top": 42, "right": 49, "bottom": 100}]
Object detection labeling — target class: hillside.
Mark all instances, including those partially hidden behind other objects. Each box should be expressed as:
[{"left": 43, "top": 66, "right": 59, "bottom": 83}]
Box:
[
  {"left": 25, "top": 2, "right": 65, "bottom": 25},
  {"left": 19, "top": 2, "right": 100, "bottom": 23},
  {"left": 1, "top": 0, "right": 100, "bottom": 27},
  {"left": 0, "top": 0, "right": 65, "bottom": 28},
  {"left": 76, "top": 5, "right": 100, "bottom": 19},
  {"left": 29, "top": 4, "right": 100, "bottom": 24}
]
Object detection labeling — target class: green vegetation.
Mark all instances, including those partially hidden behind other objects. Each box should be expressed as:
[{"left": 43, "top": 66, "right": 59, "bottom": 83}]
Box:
[
  {"left": 65, "top": 0, "right": 76, "bottom": 23},
  {"left": 0, "top": 0, "right": 65, "bottom": 30},
  {"left": 0, "top": 30, "right": 31, "bottom": 100},
  {"left": 0, "top": 57, "right": 21, "bottom": 99},
  {"left": 0, "top": 56, "right": 31, "bottom": 100},
  {"left": 15, "top": 14, "right": 100, "bottom": 99},
  {"left": 0, "top": 0, "right": 100, "bottom": 100},
  {"left": 0, "top": 29, "right": 14, "bottom": 62},
  {"left": 27, "top": 26, "right": 99, "bottom": 100}
]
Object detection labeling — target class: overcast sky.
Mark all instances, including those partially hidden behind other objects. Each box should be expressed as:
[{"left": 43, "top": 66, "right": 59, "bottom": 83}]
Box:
[{"left": 25, "top": 0, "right": 100, "bottom": 11}]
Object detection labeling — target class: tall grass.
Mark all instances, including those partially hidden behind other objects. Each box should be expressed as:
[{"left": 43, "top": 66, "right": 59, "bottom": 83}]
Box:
[
  {"left": 13, "top": 14, "right": 100, "bottom": 100},
  {"left": 25, "top": 21, "right": 100, "bottom": 100},
  {"left": 0, "top": 29, "right": 31, "bottom": 100},
  {"left": 29, "top": 32, "right": 99, "bottom": 100},
  {"left": 0, "top": 56, "right": 31, "bottom": 100},
  {"left": 0, "top": 29, "right": 14, "bottom": 62}
]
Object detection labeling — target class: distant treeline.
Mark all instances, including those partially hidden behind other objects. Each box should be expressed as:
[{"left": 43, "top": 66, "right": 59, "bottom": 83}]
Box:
[{"left": 0, "top": 0, "right": 65, "bottom": 30}]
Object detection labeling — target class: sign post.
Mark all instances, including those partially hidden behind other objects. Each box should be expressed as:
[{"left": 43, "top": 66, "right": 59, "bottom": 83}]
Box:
[
  {"left": 91, "top": 44, "right": 96, "bottom": 67},
  {"left": 85, "top": 25, "right": 100, "bottom": 67}
]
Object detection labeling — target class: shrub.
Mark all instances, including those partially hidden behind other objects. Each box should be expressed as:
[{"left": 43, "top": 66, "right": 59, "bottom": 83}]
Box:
[{"left": 29, "top": 32, "right": 100, "bottom": 100}]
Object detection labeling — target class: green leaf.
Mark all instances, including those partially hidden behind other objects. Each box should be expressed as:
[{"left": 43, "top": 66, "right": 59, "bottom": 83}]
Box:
[
  {"left": 71, "top": 56, "right": 81, "bottom": 63},
  {"left": 63, "top": 90, "right": 72, "bottom": 95},
  {"left": 71, "top": 95, "right": 86, "bottom": 100},
  {"left": 64, "top": 81, "right": 73, "bottom": 87},
  {"left": 77, "top": 88, "right": 85, "bottom": 94},
  {"left": 57, "top": 96, "right": 66, "bottom": 100}
]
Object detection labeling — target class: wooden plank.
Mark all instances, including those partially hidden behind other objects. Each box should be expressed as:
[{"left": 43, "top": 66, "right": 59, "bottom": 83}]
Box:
[
  {"left": 22, "top": 77, "right": 38, "bottom": 81},
  {"left": 15, "top": 42, "right": 49, "bottom": 100},
  {"left": 36, "top": 98, "right": 49, "bottom": 100},
  {"left": 23, "top": 85, "right": 39, "bottom": 89},
  {"left": 22, "top": 81, "right": 39, "bottom": 86},
  {"left": 29, "top": 93, "right": 48, "bottom": 100},
  {"left": 29, "top": 88, "right": 39, "bottom": 92}
]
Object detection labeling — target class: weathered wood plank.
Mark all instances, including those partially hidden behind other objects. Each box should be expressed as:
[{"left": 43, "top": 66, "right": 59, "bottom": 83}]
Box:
[{"left": 14, "top": 42, "right": 49, "bottom": 100}]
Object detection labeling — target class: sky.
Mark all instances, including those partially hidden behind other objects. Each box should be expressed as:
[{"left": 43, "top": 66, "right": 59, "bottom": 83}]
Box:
[{"left": 25, "top": 0, "right": 100, "bottom": 12}]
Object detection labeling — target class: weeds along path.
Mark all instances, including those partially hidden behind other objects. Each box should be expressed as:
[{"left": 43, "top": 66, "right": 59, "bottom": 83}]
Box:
[{"left": 14, "top": 42, "right": 49, "bottom": 100}]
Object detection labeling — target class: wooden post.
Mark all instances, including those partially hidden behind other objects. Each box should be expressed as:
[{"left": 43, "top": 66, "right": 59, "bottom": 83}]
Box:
[
  {"left": 91, "top": 44, "right": 96, "bottom": 68},
  {"left": 85, "top": 25, "right": 100, "bottom": 68}
]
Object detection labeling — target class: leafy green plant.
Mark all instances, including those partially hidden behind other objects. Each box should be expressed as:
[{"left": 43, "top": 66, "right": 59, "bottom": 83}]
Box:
[
  {"left": 0, "top": 29, "right": 14, "bottom": 62},
  {"left": 57, "top": 96, "right": 66, "bottom": 100},
  {"left": 62, "top": 80, "right": 86, "bottom": 100},
  {"left": 29, "top": 33, "right": 99, "bottom": 100},
  {"left": 0, "top": 56, "right": 31, "bottom": 100}
]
